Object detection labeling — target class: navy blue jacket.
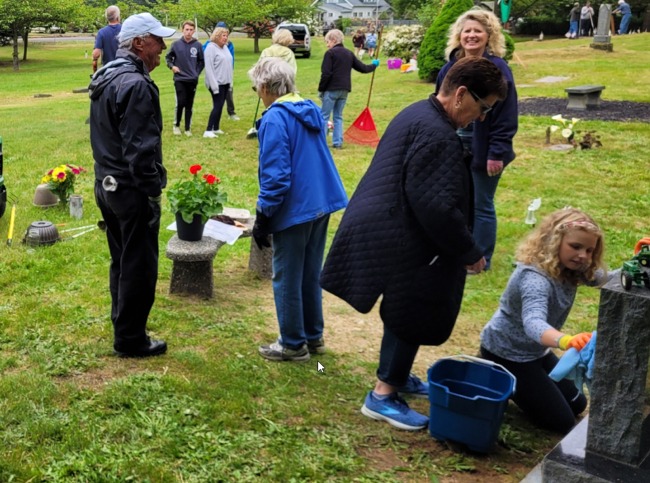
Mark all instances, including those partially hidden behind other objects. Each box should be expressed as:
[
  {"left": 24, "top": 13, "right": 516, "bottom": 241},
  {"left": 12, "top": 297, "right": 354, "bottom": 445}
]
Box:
[
  {"left": 321, "top": 96, "right": 480, "bottom": 345},
  {"left": 436, "top": 51, "right": 518, "bottom": 171},
  {"left": 166, "top": 37, "right": 205, "bottom": 82},
  {"left": 319, "top": 43, "right": 376, "bottom": 93}
]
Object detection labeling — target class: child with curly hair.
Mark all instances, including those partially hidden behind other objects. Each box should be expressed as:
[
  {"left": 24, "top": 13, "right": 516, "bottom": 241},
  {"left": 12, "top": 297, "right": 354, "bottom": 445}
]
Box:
[{"left": 480, "top": 208, "right": 607, "bottom": 434}]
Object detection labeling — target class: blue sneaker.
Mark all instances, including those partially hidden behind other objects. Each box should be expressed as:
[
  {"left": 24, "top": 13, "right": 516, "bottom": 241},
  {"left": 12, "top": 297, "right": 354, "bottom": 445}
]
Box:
[
  {"left": 361, "top": 391, "right": 429, "bottom": 431},
  {"left": 397, "top": 374, "right": 429, "bottom": 399}
]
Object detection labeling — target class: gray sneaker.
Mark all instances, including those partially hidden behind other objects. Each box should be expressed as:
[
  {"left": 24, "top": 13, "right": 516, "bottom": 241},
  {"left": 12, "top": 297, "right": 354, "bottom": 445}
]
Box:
[
  {"left": 229, "top": 114, "right": 240, "bottom": 121},
  {"left": 307, "top": 338, "right": 326, "bottom": 355},
  {"left": 259, "top": 341, "right": 310, "bottom": 362}
]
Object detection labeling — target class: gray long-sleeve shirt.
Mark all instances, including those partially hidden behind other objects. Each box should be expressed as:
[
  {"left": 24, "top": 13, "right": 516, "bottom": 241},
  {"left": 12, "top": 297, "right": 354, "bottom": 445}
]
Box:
[
  {"left": 203, "top": 42, "right": 233, "bottom": 94},
  {"left": 480, "top": 263, "right": 578, "bottom": 362}
]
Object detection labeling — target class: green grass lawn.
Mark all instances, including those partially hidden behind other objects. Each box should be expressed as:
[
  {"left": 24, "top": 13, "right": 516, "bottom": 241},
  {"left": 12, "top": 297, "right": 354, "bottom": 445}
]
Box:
[{"left": 0, "top": 33, "right": 649, "bottom": 482}]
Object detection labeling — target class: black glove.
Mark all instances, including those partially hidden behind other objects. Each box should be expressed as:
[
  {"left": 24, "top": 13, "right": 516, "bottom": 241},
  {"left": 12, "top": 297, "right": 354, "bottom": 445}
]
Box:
[
  {"left": 147, "top": 195, "right": 161, "bottom": 228},
  {"left": 253, "top": 210, "right": 271, "bottom": 250}
]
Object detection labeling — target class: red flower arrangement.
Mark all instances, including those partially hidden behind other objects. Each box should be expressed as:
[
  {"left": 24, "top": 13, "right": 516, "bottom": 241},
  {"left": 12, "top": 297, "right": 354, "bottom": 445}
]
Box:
[{"left": 167, "top": 164, "right": 227, "bottom": 224}]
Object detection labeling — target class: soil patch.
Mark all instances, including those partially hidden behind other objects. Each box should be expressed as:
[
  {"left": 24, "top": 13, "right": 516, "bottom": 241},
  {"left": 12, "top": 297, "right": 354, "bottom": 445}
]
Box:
[{"left": 518, "top": 97, "right": 650, "bottom": 122}]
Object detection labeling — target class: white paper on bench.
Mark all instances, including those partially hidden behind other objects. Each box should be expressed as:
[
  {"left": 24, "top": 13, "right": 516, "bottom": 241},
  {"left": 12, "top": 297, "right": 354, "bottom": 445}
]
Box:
[{"left": 167, "top": 219, "right": 244, "bottom": 245}]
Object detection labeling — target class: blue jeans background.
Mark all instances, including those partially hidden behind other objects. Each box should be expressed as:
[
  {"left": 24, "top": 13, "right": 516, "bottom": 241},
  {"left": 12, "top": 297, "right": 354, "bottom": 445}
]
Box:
[
  {"left": 569, "top": 20, "right": 579, "bottom": 37},
  {"left": 321, "top": 90, "right": 348, "bottom": 147},
  {"left": 376, "top": 326, "right": 420, "bottom": 387},
  {"left": 619, "top": 14, "right": 631, "bottom": 34},
  {"left": 272, "top": 216, "right": 329, "bottom": 349},
  {"left": 472, "top": 170, "right": 501, "bottom": 270}
]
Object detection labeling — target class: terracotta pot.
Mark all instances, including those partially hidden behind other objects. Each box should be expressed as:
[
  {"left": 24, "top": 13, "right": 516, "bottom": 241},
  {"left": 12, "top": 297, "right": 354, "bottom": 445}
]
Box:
[{"left": 175, "top": 212, "right": 205, "bottom": 241}]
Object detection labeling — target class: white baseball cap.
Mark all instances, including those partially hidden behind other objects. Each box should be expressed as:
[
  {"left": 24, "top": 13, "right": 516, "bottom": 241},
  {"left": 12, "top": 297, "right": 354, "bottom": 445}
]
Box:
[{"left": 119, "top": 13, "right": 175, "bottom": 42}]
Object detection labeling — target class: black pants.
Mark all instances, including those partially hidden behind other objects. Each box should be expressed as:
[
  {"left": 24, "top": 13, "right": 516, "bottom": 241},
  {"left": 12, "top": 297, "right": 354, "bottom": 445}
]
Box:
[
  {"left": 580, "top": 19, "right": 592, "bottom": 37},
  {"left": 226, "top": 85, "right": 236, "bottom": 116},
  {"left": 206, "top": 84, "right": 229, "bottom": 131},
  {"left": 174, "top": 80, "right": 198, "bottom": 131},
  {"left": 480, "top": 346, "right": 587, "bottom": 434},
  {"left": 95, "top": 182, "right": 160, "bottom": 351},
  {"left": 376, "top": 326, "right": 419, "bottom": 387}
]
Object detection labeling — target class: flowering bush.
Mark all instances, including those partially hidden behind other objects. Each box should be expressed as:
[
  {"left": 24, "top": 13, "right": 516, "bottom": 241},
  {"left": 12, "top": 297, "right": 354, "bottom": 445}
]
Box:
[
  {"left": 41, "top": 164, "right": 85, "bottom": 202},
  {"left": 381, "top": 25, "right": 425, "bottom": 61},
  {"left": 546, "top": 114, "right": 580, "bottom": 146},
  {"left": 167, "top": 164, "right": 227, "bottom": 224}
]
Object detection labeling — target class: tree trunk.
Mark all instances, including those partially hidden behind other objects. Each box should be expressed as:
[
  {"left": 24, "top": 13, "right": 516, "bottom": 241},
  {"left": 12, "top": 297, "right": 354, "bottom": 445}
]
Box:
[
  {"left": 22, "top": 29, "right": 29, "bottom": 61},
  {"left": 254, "top": 34, "right": 259, "bottom": 54},
  {"left": 12, "top": 26, "right": 19, "bottom": 71}
]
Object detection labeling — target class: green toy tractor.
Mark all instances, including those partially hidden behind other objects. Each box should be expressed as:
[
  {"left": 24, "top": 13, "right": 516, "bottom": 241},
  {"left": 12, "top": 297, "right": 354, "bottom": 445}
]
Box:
[{"left": 621, "top": 244, "right": 650, "bottom": 290}]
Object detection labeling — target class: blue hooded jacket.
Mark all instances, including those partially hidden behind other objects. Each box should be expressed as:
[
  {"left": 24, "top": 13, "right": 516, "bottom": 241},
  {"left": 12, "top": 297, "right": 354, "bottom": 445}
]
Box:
[{"left": 256, "top": 94, "right": 348, "bottom": 233}]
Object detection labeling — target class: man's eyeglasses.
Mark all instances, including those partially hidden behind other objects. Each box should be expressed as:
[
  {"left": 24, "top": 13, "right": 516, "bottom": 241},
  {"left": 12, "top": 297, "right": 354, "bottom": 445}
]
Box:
[{"left": 467, "top": 89, "right": 493, "bottom": 115}]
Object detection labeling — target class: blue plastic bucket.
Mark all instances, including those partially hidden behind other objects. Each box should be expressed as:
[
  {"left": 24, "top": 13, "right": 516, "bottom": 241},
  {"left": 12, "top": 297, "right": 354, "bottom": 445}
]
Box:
[{"left": 427, "top": 356, "right": 516, "bottom": 453}]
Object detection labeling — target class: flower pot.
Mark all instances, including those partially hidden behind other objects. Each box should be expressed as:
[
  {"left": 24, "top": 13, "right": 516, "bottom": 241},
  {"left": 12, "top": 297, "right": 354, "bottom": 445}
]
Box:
[{"left": 175, "top": 212, "right": 205, "bottom": 241}]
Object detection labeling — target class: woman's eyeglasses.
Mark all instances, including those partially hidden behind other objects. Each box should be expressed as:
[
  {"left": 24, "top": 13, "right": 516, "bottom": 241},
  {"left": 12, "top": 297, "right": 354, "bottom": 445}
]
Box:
[{"left": 468, "top": 89, "right": 493, "bottom": 115}]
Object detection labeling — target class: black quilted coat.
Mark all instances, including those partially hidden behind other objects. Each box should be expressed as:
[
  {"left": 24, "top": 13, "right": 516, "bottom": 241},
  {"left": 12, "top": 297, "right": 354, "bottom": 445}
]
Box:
[{"left": 320, "top": 95, "right": 483, "bottom": 345}]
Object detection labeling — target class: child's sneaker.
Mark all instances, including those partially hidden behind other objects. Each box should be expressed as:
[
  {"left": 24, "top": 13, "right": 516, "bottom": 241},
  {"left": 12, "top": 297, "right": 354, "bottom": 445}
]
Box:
[
  {"left": 397, "top": 374, "right": 429, "bottom": 398},
  {"left": 361, "top": 391, "right": 428, "bottom": 431},
  {"left": 258, "top": 341, "right": 310, "bottom": 362}
]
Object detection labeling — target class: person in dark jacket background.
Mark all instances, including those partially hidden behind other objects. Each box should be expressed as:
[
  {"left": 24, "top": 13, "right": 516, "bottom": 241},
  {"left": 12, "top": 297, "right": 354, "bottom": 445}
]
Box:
[
  {"left": 249, "top": 57, "right": 348, "bottom": 362},
  {"left": 321, "top": 57, "right": 507, "bottom": 430},
  {"left": 436, "top": 9, "right": 518, "bottom": 273},
  {"left": 166, "top": 20, "right": 204, "bottom": 136},
  {"left": 89, "top": 13, "right": 175, "bottom": 358},
  {"left": 318, "top": 29, "right": 379, "bottom": 149}
]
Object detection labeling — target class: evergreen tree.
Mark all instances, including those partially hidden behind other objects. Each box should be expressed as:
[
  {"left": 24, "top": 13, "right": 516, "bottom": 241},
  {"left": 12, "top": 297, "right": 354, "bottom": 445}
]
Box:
[{"left": 417, "top": 0, "right": 473, "bottom": 82}]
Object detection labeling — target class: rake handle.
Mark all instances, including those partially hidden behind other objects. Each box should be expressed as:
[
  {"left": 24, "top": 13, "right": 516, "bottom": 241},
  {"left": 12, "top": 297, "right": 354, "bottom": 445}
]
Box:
[{"left": 366, "top": 27, "right": 383, "bottom": 108}]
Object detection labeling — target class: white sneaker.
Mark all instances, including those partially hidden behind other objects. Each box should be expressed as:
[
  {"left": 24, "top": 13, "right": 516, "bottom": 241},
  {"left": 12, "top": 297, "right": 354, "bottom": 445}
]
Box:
[
  {"left": 213, "top": 129, "right": 225, "bottom": 135},
  {"left": 203, "top": 131, "right": 217, "bottom": 138},
  {"left": 184, "top": 131, "right": 192, "bottom": 137},
  {"left": 173, "top": 126, "right": 182, "bottom": 135},
  {"left": 229, "top": 114, "right": 240, "bottom": 121}
]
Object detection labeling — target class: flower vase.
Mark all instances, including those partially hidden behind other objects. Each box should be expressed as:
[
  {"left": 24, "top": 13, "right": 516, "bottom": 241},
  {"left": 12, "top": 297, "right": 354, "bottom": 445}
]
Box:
[{"left": 175, "top": 212, "right": 205, "bottom": 241}]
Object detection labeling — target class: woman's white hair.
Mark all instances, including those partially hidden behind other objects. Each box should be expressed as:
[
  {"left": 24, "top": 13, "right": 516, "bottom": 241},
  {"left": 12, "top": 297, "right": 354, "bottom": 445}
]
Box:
[
  {"left": 248, "top": 57, "right": 296, "bottom": 97},
  {"left": 272, "top": 29, "right": 294, "bottom": 47},
  {"left": 325, "top": 29, "right": 344, "bottom": 45}
]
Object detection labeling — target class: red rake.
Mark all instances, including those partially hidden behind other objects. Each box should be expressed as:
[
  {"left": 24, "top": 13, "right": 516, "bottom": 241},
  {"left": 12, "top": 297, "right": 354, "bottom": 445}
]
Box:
[{"left": 344, "top": 28, "right": 383, "bottom": 148}]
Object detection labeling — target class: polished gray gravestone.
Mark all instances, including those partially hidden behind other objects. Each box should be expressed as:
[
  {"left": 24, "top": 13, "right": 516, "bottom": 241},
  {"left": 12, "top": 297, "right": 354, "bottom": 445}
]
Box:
[
  {"left": 540, "top": 275, "right": 650, "bottom": 482},
  {"left": 591, "top": 4, "right": 613, "bottom": 51}
]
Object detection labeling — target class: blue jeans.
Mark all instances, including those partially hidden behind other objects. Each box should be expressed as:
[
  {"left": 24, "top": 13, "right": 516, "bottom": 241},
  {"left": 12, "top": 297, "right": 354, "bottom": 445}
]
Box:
[
  {"left": 569, "top": 21, "right": 579, "bottom": 37},
  {"left": 321, "top": 90, "right": 348, "bottom": 147},
  {"left": 619, "top": 14, "right": 631, "bottom": 34},
  {"left": 472, "top": 170, "right": 501, "bottom": 270},
  {"left": 376, "top": 326, "right": 420, "bottom": 387},
  {"left": 272, "top": 216, "right": 329, "bottom": 350}
]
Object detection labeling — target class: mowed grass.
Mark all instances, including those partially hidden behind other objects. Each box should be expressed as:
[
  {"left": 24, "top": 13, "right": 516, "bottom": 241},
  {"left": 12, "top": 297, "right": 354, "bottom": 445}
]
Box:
[{"left": 0, "top": 33, "right": 649, "bottom": 482}]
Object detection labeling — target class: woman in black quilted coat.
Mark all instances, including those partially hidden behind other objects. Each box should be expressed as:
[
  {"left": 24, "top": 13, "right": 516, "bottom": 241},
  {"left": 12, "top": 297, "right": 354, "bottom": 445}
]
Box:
[{"left": 321, "top": 57, "right": 508, "bottom": 431}]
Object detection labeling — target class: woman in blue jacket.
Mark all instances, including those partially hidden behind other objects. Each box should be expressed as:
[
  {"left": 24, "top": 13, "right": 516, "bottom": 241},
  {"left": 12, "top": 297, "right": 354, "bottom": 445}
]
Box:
[
  {"left": 249, "top": 57, "right": 348, "bottom": 362},
  {"left": 436, "top": 9, "right": 518, "bottom": 273}
]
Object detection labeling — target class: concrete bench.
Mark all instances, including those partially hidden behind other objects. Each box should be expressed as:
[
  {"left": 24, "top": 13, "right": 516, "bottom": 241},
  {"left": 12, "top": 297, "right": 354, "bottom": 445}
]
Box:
[
  {"left": 565, "top": 85, "right": 605, "bottom": 110},
  {"left": 165, "top": 235, "right": 224, "bottom": 299}
]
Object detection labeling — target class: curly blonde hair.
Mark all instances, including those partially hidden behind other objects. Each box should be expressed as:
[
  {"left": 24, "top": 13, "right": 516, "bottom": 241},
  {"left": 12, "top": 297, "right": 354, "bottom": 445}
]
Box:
[
  {"left": 445, "top": 8, "right": 506, "bottom": 60},
  {"left": 516, "top": 208, "right": 605, "bottom": 285}
]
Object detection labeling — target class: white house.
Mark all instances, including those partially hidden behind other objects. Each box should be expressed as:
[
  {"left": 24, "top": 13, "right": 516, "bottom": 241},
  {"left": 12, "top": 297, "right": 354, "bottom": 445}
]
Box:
[{"left": 312, "top": 0, "right": 392, "bottom": 25}]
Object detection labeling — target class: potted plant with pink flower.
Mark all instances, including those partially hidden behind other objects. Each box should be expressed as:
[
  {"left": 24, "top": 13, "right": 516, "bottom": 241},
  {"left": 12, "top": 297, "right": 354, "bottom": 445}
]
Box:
[{"left": 41, "top": 164, "right": 85, "bottom": 203}]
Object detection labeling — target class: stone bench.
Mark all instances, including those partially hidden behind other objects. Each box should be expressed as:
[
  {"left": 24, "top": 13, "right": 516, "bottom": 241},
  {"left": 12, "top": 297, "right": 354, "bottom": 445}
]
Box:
[
  {"left": 565, "top": 85, "right": 605, "bottom": 110},
  {"left": 165, "top": 235, "right": 224, "bottom": 299}
]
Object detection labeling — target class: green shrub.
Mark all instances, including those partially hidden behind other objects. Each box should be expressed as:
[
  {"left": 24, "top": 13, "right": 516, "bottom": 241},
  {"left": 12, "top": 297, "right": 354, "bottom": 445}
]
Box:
[
  {"left": 503, "top": 30, "right": 515, "bottom": 61},
  {"left": 418, "top": 0, "right": 474, "bottom": 82}
]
